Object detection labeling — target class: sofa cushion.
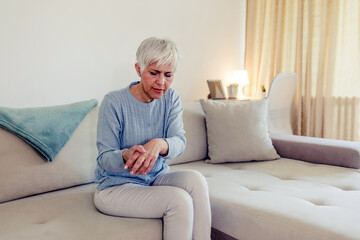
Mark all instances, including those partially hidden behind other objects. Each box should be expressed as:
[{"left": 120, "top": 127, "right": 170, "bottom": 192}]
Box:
[
  {"left": 170, "top": 159, "right": 360, "bottom": 240},
  {"left": 0, "top": 184, "right": 162, "bottom": 240},
  {"left": 167, "top": 102, "right": 207, "bottom": 165},
  {"left": 200, "top": 99, "right": 279, "bottom": 163},
  {"left": 0, "top": 108, "right": 99, "bottom": 203}
]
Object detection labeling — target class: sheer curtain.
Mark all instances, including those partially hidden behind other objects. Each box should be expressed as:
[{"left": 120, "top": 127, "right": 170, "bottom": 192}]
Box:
[{"left": 245, "top": 0, "right": 360, "bottom": 141}]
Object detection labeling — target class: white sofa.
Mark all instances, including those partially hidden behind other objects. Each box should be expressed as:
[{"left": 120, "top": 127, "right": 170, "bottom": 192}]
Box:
[{"left": 1, "top": 101, "right": 360, "bottom": 240}]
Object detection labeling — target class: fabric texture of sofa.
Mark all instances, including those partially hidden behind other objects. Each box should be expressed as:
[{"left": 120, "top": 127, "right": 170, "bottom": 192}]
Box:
[{"left": 1, "top": 100, "right": 360, "bottom": 240}]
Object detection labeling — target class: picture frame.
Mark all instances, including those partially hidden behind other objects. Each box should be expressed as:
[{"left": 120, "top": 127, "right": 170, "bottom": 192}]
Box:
[{"left": 207, "top": 80, "right": 226, "bottom": 100}]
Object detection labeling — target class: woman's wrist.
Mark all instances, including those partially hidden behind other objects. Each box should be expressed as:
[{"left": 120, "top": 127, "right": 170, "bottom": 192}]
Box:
[
  {"left": 122, "top": 149, "right": 128, "bottom": 163},
  {"left": 159, "top": 139, "right": 169, "bottom": 156}
]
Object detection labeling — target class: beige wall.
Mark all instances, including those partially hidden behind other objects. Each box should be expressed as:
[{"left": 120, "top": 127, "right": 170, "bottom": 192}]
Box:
[{"left": 0, "top": 0, "right": 246, "bottom": 107}]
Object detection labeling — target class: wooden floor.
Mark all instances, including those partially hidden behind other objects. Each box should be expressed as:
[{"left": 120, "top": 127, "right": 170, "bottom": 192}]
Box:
[{"left": 211, "top": 228, "right": 237, "bottom": 240}]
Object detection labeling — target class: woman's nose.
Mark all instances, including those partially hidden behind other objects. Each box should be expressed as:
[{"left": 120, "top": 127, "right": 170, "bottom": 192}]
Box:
[{"left": 157, "top": 74, "right": 165, "bottom": 85}]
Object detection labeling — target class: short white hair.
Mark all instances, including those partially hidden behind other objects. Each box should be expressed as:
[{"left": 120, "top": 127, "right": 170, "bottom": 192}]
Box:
[{"left": 136, "top": 37, "right": 180, "bottom": 72}]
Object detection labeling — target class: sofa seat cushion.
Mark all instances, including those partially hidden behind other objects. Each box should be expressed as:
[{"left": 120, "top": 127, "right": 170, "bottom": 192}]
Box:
[
  {"left": 0, "top": 184, "right": 162, "bottom": 240},
  {"left": 170, "top": 159, "right": 360, "bottom": 240}
]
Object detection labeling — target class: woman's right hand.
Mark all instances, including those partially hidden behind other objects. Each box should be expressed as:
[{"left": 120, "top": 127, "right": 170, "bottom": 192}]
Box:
[{"left": 123, "top": 145, "right": 146, "bottom": 175}]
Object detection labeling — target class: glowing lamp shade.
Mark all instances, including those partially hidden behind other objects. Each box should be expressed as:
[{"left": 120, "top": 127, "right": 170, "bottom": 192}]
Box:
[{"left": 232, "top": 70, "right": 249, "bottom": 98}]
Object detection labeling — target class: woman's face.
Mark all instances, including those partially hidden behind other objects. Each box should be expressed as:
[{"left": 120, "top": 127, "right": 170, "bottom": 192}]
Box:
[{"left": 135, "top": 62, "right": 174, "bottom": 102}]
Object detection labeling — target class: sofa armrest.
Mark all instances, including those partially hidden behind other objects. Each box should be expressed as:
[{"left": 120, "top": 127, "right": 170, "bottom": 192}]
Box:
[{"left": 270, "top": 133, "right": 360, "bottom": 169}]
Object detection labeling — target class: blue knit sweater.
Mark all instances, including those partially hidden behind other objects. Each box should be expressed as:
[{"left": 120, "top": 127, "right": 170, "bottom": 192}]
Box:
[{"left": 95, "top": 82, "right": 186, "bottom": 191}]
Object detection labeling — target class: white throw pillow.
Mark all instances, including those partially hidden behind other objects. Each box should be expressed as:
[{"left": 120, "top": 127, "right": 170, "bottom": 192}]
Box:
[{"left": 200, "top": 99, "right": 279, "bottom": 163}]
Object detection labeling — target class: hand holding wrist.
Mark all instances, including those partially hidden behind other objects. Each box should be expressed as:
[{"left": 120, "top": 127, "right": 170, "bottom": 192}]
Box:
[{"left": 123, "top": 139, "right": 169, "bottom": 175}]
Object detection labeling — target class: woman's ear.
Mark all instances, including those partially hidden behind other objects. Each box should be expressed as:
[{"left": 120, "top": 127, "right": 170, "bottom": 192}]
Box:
[{"left": 135, "top": 63, "right": 142, "bottom": 77}]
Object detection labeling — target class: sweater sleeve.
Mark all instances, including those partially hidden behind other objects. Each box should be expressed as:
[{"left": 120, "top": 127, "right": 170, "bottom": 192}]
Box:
[
  {"left": 96, "top": 94, "right": 126, "bottom": 173},
  {"left": 164, "top": 91, "right": 186, "bottom": 160}
]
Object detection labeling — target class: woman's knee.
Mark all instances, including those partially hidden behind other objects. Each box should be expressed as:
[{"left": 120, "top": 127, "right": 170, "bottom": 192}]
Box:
[
  {"left": 187, "top": 170, "right": 207, "bottom": 183},
  {"left": 181, "top": 170, "right": 208, "bottom": 191},
  {"left": 167, "top": 187, "right": 193, "bottom": 213}
]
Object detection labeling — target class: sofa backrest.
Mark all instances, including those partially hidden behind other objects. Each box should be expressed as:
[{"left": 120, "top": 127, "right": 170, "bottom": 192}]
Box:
[
  {"left": 0, "top": 107, "right": 98, "bottom": 203},
  {"left": 0, "top": 102, "right": 207, "bottom": 203},
  {"left": 167, "top": 101, "right": 208, "bottom": 165}
]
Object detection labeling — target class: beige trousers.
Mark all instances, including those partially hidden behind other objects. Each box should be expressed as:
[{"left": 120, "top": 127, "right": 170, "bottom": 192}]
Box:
[{"left": 94, "top": 170, "right": 211, "bottom": 240}]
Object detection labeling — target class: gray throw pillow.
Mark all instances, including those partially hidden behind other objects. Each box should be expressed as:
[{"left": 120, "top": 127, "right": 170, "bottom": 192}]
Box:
[{"left": 200, "top": 99, "right": 279, "bottom": 163}]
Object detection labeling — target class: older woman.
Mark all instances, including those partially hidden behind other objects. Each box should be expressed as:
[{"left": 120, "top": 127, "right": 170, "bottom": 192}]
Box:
[{"left": 94, "top": 37, "right": 211, "bottom": 240}]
